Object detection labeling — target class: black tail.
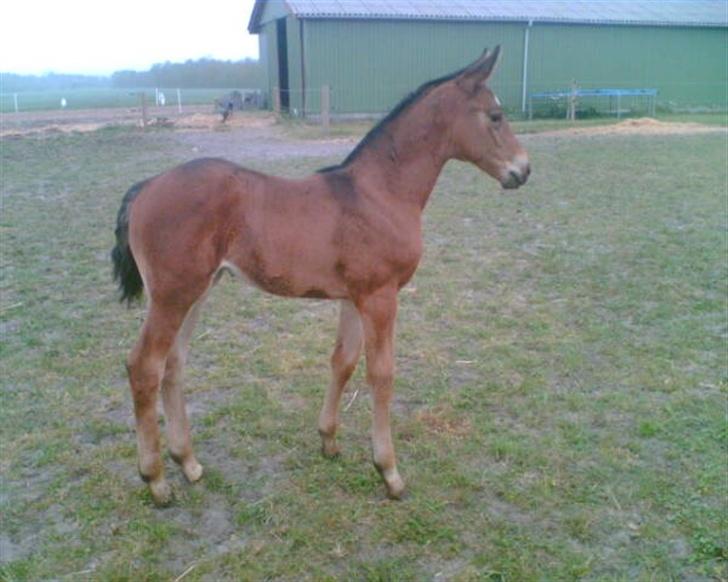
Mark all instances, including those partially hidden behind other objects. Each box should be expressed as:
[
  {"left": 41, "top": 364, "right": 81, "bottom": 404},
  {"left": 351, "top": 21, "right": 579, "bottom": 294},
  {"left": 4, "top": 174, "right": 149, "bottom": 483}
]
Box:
[{"left": 111, "top": 180, "right": 147, "bottom": 305}]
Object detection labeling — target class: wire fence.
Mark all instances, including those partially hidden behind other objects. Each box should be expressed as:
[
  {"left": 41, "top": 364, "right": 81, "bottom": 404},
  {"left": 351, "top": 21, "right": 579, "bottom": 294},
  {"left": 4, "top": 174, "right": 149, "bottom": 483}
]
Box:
[
  {"left": 3, "top": 81, "right": 722, "bottom": 122},
  {"left": 0, "top": 88, "right": 264, "bottom": 114}
]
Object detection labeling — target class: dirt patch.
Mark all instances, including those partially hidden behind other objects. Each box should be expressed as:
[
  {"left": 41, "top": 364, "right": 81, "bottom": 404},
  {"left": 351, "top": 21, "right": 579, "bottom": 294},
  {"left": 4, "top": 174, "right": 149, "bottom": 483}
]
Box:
[
  {"left": 171, "top": 125, "right": 356, "bottom": 163},
  {"left": 415, "top": 404, "right": 472, "bottom": 437},
  {"left": 176, "top": 112, "right": 277, "bottom": 131},
  {"left": 0, "top": 107, "right": 276, "bottom": 138},
  {"left": 159, "top": 493, "right": 247, "bottom": 575},
  {"left": 540, "top": 117, "right": 725, "bottom": 137}
]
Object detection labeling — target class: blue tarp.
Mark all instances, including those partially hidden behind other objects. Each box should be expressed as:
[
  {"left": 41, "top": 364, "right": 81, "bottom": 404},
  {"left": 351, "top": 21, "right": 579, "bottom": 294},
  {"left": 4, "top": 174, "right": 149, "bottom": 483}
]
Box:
[{"left": 530, "top": 88, "right": 658, "bottom": 99}]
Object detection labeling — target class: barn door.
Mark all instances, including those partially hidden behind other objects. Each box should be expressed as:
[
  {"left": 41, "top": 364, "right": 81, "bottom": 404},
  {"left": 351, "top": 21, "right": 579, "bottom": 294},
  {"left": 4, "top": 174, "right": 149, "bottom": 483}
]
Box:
[{"left": 276, "top": 18, "right": 289, "bottom": 111}]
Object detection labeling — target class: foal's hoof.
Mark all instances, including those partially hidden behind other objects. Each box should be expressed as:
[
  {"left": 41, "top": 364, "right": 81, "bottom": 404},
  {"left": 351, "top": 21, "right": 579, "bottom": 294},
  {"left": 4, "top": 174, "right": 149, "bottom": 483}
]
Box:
[
  {"left": 379, "top": 467, "right": 406, "bottom": 500},
  {"left": 149, "top": 479, "right": 173, "bottom": 507},
  {"left": 321, "top": 440, "right": 341, "bottom": 459},
  {"left": 171, "top": 453, "right": 204, "bottom": 483},
  {"left": 182, "top": 459, "right": 204, "bottom": 483},
  {"left": 385, "top": 478, "right": 406, "bottom": 500}
]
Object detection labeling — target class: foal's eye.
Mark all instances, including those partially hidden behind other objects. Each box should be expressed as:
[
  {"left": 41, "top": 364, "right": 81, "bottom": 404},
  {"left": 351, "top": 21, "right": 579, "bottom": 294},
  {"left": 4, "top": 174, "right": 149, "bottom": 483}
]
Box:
[{"left": 489, "top": 111, "right": 503, "bottom": 124}]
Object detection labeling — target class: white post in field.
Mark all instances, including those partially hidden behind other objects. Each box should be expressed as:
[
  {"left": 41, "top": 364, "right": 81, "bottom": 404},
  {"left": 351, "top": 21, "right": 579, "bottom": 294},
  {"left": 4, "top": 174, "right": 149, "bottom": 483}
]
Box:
[
  {"left": 13, "top": 93, "right": 18, "bottom": 113},
  {"left": 177, "top": 88, "right": 182, "bottom": 114}
]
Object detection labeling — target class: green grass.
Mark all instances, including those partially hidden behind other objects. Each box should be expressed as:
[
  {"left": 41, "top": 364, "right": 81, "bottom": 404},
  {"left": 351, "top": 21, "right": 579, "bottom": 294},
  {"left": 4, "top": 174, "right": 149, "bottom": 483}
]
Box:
[
  {"left": 280, "top": 111, "right": 728, "bottom": 141},
  {"left": 1, "top": 126, "right": 726, "bottom": 580},
  {"left": 0, "top": 88, "right": 232, "bottom": 113}
]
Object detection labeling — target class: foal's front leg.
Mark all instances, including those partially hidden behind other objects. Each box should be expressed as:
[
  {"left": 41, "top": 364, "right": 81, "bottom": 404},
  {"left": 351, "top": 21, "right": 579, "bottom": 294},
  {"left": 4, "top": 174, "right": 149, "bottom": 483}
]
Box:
[{"left": 357, "top": 288, "right": 405, "bottom": 499}]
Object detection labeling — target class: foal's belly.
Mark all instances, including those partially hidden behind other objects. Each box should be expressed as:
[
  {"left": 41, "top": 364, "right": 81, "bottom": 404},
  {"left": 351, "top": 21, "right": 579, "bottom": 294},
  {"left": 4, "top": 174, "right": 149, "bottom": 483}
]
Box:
[{"left": 219, "top": 259, "right": 349, "bottom": 300}]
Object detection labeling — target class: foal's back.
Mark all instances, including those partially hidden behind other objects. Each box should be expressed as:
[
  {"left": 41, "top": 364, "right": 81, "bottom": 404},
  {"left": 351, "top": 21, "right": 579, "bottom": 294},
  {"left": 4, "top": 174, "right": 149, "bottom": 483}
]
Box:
[{"left": 127, "top": 157, "right": 412, "bottom": 303}]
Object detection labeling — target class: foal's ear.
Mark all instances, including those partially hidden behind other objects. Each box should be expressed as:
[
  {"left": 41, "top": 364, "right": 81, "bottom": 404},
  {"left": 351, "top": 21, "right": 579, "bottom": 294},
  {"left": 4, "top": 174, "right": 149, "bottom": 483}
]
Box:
[{"left": 457, "top": 45, "right": 502, "bottom": 93}]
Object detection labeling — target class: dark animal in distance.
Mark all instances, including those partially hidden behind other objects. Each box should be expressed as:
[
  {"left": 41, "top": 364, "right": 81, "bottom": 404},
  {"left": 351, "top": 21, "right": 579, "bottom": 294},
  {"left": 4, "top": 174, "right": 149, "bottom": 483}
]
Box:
[{"left": 214, "top": 90, "right": 244, "bottom": 123}]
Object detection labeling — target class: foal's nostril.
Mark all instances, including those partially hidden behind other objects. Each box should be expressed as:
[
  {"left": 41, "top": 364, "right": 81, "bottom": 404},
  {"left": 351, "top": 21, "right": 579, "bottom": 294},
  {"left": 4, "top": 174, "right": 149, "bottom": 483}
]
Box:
[{"left": 509, "top": 170, "right": 522, "bottom": 185}]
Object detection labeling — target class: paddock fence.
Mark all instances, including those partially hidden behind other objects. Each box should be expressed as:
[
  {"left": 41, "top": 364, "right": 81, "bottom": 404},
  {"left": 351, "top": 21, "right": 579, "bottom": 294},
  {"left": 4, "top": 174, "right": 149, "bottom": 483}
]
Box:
[{"left": 0, "top": 88, "right": 265, "bottom": 115}]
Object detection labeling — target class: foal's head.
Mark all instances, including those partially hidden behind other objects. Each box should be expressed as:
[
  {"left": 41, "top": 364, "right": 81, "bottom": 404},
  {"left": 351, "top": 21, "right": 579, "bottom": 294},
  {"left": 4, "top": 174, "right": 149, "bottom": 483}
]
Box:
[{"left": 442, "top": 47, "right": 530, "bottom": 189}]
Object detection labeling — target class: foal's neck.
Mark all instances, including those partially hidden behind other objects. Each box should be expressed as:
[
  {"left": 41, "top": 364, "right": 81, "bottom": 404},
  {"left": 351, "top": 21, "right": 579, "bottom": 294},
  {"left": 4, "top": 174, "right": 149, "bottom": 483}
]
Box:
[{"left": 349, "top": 98, "right": 452, "bottom": 210}]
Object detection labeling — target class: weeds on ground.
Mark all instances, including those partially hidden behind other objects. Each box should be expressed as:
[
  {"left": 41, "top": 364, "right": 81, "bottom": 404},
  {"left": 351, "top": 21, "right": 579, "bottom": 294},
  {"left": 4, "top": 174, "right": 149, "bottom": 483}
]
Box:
[{"left": 1, "top": 127, "right": 726, "bottom": 580}]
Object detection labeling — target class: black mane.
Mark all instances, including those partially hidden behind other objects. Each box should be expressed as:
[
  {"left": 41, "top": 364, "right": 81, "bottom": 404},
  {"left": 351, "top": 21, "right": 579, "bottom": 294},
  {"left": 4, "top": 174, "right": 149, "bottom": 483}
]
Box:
[{"left": 318, "top": 65, "right": 467, "bottom": 173}]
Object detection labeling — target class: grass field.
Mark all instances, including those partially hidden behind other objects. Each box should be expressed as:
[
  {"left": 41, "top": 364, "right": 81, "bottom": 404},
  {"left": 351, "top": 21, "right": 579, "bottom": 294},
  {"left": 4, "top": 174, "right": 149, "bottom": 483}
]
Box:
[
  {"left": 1, "top": 124, "right": 726, "bottom": 580},
  {"left": 0, "top": 88, "right": 238, "bottom": 113}
]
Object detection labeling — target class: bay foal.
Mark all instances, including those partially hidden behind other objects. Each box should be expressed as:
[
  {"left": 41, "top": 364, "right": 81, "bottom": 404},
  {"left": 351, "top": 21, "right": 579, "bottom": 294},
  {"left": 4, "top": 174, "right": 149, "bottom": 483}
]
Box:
[{"left": 112, "top": 47, "right": 530, "bottom": 505}]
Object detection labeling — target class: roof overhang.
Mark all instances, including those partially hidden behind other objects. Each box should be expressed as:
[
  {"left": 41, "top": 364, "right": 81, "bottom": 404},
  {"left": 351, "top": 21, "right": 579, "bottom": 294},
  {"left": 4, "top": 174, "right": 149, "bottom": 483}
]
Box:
[{"left": 248, "top": 0, "right": 728, "bottom": 34}]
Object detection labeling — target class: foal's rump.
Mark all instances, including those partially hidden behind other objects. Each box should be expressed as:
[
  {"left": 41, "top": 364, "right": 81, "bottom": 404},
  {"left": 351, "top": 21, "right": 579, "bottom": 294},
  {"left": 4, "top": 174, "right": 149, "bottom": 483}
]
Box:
[
  {"left": 111, "top": 159, "right": 231, "bottom": 304},
  {"left": 112, "top": 157, "right": 347, "bottom": 305}
]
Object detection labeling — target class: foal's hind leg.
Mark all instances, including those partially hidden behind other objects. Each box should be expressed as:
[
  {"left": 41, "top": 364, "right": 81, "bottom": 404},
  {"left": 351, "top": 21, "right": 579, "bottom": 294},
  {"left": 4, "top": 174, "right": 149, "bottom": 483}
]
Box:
[
  {"left": 318, "top": 301, "right": 363, "bottom": 457},
  {"left": 161, "top": 295, "right": 207, "bottom": 483},
  {"left": 127, "top": 300, "right": 192, "bottom": 506}
]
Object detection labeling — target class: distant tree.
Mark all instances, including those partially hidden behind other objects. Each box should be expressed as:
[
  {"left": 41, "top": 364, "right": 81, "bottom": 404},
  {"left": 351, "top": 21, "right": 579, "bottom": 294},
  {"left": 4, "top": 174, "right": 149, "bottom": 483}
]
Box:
[
  {"left": 1, "top": 58, "right": 264, "bottom": 92},
  {"left": 111, "top": 58, "right": 264, "bottom": 89}
]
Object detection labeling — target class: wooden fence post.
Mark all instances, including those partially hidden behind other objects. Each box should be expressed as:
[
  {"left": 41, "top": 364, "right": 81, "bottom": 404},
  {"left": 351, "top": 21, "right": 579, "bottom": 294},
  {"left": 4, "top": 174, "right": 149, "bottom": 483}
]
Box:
[
  {"left": 140, "top": 92, "right": 148, "bottom": 127},
  {"left": 273, "top": 87, "right": 281, "bottom": 116},
  {"left": 321, "top": 85, "right": 330, "bottom": 131}
]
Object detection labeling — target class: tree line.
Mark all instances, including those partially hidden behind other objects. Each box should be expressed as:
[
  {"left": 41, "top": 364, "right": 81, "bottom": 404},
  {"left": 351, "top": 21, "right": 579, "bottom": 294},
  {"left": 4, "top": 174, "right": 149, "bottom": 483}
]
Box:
[
  {"left": 112, "top": 58, "right": 264, "bottom": 89},
  {"left": 1, "top": 58, "right": 264, "bottom": 92}
]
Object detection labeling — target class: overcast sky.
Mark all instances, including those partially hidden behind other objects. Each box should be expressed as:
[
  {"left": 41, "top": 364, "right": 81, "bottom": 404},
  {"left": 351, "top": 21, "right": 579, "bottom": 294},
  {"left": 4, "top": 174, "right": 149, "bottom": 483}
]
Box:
[{"left": 0, "top": 0, "right": 260, "bottom": 75}]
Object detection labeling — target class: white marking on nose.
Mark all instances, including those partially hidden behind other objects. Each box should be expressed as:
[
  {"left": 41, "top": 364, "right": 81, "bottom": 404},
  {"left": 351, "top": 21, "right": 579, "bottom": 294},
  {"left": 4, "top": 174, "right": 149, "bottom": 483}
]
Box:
[{"left": 512, "top": 153, "right": 529, "bottom": 169}]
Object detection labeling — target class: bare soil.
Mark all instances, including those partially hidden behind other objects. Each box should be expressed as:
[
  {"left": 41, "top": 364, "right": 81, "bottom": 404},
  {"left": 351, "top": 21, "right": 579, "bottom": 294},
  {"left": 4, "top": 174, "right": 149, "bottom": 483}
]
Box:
[
  {"left": 540, "top": 116, "right": 725, "bottom": 137},
  {"left": 3, "top": 107, "right": 724, "bottom": 142},
  {"left": 0, "top": 108, "right": 360, "bottom": 163}
]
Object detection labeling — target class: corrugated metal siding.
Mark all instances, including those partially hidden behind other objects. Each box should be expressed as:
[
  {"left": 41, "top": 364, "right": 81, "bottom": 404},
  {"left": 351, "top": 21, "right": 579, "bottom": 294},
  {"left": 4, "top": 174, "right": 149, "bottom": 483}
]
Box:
[
  {"left": 302, "top": 19, "right": 525, "bottom": 114},
  {"left": 254, "top": 0, "right": 727, "bottom": 29},
  {"left": 527, "top": 24, "right": 728, "bottom": 108},
  {"left": 261, "top": 21, "right": 279, "bottom": 100},
  {"left": 286, "top": 15, "right": 305, "bottom": 114},
  {"left": 260, "top": 12, "right": 726, "bottom": 115}
]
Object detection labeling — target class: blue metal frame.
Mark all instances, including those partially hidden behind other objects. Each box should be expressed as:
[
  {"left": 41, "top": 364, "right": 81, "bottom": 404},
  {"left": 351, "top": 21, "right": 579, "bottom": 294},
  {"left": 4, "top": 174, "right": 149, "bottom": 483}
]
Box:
[{"left": 528, "top": 88, "right": 658, "bottom": 119}]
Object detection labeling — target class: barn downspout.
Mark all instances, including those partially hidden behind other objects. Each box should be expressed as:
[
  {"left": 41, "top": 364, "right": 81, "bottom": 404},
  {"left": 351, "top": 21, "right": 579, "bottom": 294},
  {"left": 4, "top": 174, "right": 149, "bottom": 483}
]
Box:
[
  {"left": 521, "top": 19, "right": 533, "bottom": 114},
  {"left": 299, "top": 19, "right": 306, "bottom": 117}
]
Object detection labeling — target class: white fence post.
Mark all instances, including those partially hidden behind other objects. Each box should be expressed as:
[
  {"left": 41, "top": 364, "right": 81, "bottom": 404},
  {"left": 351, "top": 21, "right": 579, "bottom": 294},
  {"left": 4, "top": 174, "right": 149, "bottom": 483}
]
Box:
[
  {"left": 13, "top": 93, "right": 18, "bottom": 113},
  {"left": 177, "top": 88, "right": 182, "bottom": 114}
]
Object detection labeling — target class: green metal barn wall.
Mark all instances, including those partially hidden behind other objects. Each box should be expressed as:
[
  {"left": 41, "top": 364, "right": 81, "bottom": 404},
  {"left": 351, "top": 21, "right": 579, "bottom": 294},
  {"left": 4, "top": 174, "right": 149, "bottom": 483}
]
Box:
[
  {"left": 260, "top": 21, "right": 279, "bottom": 100},
  {"left": 286, "top": 15, "right": 304, "bottom": 114},
  {"left": 300, "top": 19, "right": 525, "bottom": 115},
  {"left": 259, "top": 15, "right": 727, "bottom": 115},
  {"left": 527, "top": 24, "right": 728, "bottom": 109},
  {"left": 258, "top": 15, "right": 305, "bottom": 113}
]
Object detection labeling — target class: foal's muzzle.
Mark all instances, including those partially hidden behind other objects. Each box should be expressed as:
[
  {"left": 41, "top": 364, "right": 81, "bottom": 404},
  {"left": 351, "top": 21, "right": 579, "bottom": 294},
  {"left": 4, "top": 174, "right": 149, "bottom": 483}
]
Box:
[{"left": 500, "top": 156, "right": 531, "bottom": 190}]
